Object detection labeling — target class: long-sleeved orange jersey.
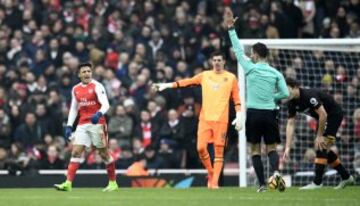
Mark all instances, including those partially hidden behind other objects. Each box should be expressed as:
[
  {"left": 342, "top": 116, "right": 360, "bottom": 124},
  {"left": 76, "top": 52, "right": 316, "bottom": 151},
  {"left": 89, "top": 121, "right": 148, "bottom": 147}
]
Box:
[{"left": 172, "top": 70, "right": 241, "bottom": 123}]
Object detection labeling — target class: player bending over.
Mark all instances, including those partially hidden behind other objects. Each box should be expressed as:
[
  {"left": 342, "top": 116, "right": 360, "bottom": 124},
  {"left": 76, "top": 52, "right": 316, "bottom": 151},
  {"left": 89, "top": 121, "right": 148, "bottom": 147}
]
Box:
[{"left": 284, "top": 78, "right": 354, "bottom": 190}]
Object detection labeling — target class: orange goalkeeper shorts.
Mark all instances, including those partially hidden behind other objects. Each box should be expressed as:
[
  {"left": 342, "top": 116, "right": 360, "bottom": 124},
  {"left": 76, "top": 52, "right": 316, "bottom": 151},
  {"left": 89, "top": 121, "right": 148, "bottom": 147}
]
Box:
[{"left": 197, "top": 120, "right": 228, "bottom": 147}]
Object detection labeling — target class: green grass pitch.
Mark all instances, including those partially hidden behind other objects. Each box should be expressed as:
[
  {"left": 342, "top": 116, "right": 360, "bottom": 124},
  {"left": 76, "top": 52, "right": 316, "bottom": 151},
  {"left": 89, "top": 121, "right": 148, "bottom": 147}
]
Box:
[{"left": 0, "top": 187, "right": 358, "bottom": 206}]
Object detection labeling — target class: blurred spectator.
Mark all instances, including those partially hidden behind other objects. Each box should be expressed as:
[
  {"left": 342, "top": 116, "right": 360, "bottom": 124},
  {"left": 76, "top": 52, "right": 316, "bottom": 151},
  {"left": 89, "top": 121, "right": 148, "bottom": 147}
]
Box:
[
  {"left": 116, "top": 145, "right": 135, "bottom": 169},
  {"left": 34, "top": 103, "right": 51, "bottom": 137},
  {"left": 296, "top": 0, "right": 316, "bottom": 37},
  {"left": 159, "top": 109, "right": 184, "bottom": 146},
  {"left": 14, "top": 112, "right": 46, "bottom": 148},
  {"left": 47, "top": 38, "right": 63, "bottom": 67},
  {"left": 0, "top": 87, "right": 5, "bottom": 107},
  {"left": 108, "top": 104, "right": 133, "bottom": 147},
  {"left": 147, "top": 100, "right": 166, "bottom": 128},
  {"left": 134, "top": 110, "right": 160, "bottom": 148},
  {"left": 0, "top": 147, "right": 7, "bottom": 169},
  {"left": 144, "top": 145, "right": 162, "bottom": 169},
  {"left": 0, "top": 108, "right": 11, "bottom": 147},
  {"left": 46, "top": 90, "right": 63, "bottom": 136},
  {"left": 6, "top": 143, "right": 31, "bottom": 175},
  {"left": 158, "top": 139, "right": 181, "bottom": 168},
  {"left": 41, "top": 145, "right": 64, "bottom": 169},
  {"left": 103, "top": 69, "right": 121, "bottom": 99},
  {"left": 282, "top": 0, "right": 304, "bottom": 37}
]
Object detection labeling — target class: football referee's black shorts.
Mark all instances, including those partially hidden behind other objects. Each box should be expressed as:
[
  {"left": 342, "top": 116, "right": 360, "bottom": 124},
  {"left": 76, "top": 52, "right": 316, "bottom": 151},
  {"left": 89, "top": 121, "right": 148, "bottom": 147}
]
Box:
[{"left": 246, "top": 108, "right": 280, "bottom": 144}]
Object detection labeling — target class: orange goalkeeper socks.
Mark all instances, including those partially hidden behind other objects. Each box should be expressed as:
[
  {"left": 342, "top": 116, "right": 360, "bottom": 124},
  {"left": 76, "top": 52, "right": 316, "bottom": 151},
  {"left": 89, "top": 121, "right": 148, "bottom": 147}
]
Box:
[
  {"left": 212, "top": 157, "right": 223, "bottom": 188},
  {"left": 199, "top": 152, "right": 213, "bottom": 179}
]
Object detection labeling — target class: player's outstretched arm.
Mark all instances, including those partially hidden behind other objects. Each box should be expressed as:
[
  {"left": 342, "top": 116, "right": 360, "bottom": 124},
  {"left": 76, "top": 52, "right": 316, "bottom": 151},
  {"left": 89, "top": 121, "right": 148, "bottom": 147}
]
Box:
[
  {"left": 224, "top": 7, "right": 255, "bottom": 73},
  {"left": 153, "top": 73, "right": 203, "bottom": 92},
  {"left": 152, "top": 83, "right": 174, "bottom": 92}
]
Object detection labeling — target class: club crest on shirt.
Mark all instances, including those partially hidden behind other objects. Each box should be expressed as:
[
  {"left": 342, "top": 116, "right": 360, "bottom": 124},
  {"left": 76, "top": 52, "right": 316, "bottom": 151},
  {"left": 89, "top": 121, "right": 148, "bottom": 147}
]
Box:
[
  {"left": 211, "top": 83, "right": 220, "bottom": 90},
  {"left": 223, "top": 77, "right": 228, "bottom": 82},
  {"left": 310, "top": 97, "right": 318, "bottom": 106},
  {"left": 208, "top": 77, "right": 220, "bottom": 91},
  {"left": 88, "top": 89, "right": 94, "bottom": 94}
]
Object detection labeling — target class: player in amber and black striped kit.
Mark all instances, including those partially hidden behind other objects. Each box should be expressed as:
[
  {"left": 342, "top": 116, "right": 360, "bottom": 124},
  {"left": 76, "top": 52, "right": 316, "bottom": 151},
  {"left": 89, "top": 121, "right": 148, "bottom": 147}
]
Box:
[{"left": 284, "top": 78, "right": 354, "bottom": 190}]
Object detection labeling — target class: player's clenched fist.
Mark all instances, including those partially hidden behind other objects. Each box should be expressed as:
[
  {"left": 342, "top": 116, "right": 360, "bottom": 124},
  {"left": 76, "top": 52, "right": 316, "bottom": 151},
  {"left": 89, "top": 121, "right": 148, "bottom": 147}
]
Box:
[
  {"left": 152, "top": 83, "right": 173, "bottom": 92},
  {"left": 64, "top": 126, "right": 72, "bottom": 141}
]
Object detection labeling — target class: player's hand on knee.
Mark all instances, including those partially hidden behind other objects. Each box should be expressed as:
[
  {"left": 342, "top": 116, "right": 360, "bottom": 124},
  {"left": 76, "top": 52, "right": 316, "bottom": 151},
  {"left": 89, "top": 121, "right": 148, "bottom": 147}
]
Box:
[
  {"left": 152, "top": 83, "right": 172, "bottom": 92},
  {"left": 325, "top": 135, "right": 336, "bottom": 146},
  {"left": 64, "top": 126, "right": 72, "bottom": 141},
  {"left": 315, "top": 136, "right": 327, "bottom": 150},
  {"left": 91, "top": 112, "right": 103, "bottom": 124},
  {"left": 232, "top": 112, "right": 243, "bottom": 131}
]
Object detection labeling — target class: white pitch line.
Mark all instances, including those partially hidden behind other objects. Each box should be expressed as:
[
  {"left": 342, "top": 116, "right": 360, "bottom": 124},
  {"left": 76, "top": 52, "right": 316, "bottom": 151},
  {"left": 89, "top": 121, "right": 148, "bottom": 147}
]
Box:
[{"left": 0, "top": 196, "right": 357, "bottom": 202}]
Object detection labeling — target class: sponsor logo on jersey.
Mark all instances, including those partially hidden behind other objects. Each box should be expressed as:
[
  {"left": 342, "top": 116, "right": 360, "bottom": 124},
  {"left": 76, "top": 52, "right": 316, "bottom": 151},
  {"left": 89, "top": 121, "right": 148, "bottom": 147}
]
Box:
[{"left": 79, "top": 100, "right": 97, "bottom": 106}]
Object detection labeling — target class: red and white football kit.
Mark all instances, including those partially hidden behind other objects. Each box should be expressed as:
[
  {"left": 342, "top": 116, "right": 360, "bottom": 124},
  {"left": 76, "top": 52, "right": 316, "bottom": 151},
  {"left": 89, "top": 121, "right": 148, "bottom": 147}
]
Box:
[{"left": 67, "top": 79, "right": 110, "bottom": 148}]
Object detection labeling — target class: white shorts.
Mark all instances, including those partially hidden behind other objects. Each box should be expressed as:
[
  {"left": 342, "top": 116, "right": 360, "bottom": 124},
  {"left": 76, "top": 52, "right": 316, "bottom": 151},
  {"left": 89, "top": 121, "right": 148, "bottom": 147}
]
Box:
[{"left": 72, "top": 124, "right": 108, "bottom": 148}]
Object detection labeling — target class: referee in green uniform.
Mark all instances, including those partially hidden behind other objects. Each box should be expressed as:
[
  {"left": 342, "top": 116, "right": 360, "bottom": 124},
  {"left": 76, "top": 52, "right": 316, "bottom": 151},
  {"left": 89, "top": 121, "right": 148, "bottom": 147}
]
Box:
[{"left": 225, "top": 8, "right": 289, "bottom": 192}]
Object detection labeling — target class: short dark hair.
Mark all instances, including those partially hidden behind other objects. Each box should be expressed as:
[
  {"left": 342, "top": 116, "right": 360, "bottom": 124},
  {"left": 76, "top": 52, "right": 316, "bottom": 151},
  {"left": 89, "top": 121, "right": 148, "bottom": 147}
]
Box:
[
  {"left": 77, "top": 62, "right": 93, "bottom": 73},
  {"left": 252, "top": 42, "right": 268, "bottom": 58},
  {"left": 286, "top": 77, "right": 300, "bottom": 88},
  {"left": 210, "top": 51, "right": 225, "bottom": 60}
]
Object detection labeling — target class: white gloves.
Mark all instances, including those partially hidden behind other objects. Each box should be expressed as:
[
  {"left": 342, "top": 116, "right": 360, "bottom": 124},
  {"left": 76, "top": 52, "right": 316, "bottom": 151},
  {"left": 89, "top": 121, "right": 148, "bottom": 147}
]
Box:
[
  {"left": 231, "top": 112, "right": 243, "bottom": 131},
  {"left": 152, "top": 83, "right": 173, "bottom": 92}
]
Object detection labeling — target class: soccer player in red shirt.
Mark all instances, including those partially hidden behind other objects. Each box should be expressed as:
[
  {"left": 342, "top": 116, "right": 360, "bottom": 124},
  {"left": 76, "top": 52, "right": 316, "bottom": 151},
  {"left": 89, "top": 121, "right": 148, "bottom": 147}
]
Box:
[{"left": 54, "top": 63, "right": 118, "bottom": 192}]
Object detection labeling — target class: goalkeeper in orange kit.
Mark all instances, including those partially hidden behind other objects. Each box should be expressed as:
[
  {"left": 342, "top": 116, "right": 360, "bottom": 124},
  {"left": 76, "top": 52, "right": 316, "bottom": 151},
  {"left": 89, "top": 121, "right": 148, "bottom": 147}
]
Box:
[{"left": 153, "top": 51, "right": 243, "bottom": 189}]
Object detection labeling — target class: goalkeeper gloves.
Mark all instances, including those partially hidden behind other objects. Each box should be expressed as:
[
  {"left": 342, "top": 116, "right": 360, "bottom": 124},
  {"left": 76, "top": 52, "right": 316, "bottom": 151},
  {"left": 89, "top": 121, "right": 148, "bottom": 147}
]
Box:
[
  {"left": 91, "top": 112, "right": 103, "bottom": 124},
  {"left": 152, "top": 83, "right": 173, "bottom": 92},
  {"left": 231, "top": 112, "right": 243, "bottom": 131},
  {"left": 64, "top": 126, "right": 72, "bottom": 141}
]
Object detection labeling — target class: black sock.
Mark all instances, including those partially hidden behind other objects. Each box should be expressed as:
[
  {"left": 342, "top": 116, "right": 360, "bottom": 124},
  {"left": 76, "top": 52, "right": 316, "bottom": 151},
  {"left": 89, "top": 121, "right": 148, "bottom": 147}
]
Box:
[
  {"left": 252, "top": 155, "right": 265, "bottom": 186},
  {"left": 327, "top": 150, "right": 350, "bottom": 180},
  {"left": 314, "top": 150, "right": 327, "bottom": 185},
  {"left": 268, "top": 150, "right": 279, "bottom": 173}
]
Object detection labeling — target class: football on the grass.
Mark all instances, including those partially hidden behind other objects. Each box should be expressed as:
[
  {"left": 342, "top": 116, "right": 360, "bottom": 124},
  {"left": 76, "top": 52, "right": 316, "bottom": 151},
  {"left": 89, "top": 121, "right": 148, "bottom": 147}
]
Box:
[{"left": 267, "top": 176, "right": 278, "bottom": 190}]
